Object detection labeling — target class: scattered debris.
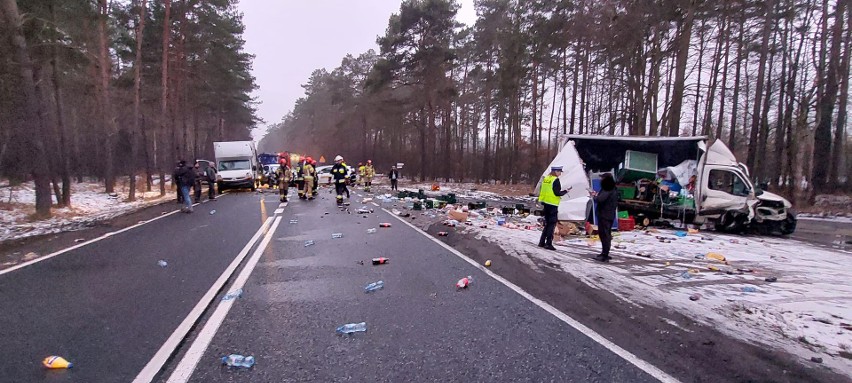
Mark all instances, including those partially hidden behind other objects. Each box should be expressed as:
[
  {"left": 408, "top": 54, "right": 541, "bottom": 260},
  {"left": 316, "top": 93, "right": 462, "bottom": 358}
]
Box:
[
  {"left": 810, "top": 357, "right": 823, "bottom": 364},
  {"left": 22, "top": 252, "right": 39, "bottom": 261},
  {"left": 304, "top": 240, "right": 315, "bottom": 247},
  {"left": 485, "top": 260, "right": 492, "bottom": 267},
  {"left": 371, "top": 257, "right": 389, "bottom": 265},
  {"left": 331, "top": 233, "right": 343, "bottom": 239},
  {"left": 209, "top": 210, "right": 216, "bottom": 215},
  {"left": 74, "top": 238, "right": 86, "bottom": 243},
  {"left": 336, "top": 322, "right": 367, "bottom": 335},
  {"left": 765, "top": 276, "right": 778, "bottom": 283},
  {"left": 222, "top": 288, "right": 243, "bottom": 301},
  {"left": 456, "top": 275, "right": 473, "bottom": 289},
  {"left": 689, "top": 294, "right": 701, "bottom": 301},
  {"left": 438, "top": 232, "right": 449, "bottom": 237},
  {"left": 367, "top": 228, "right": 377, "bottom": 234},
  {"left": 43, "top": 356, "right": 73, "bottom": 369},
  {"left": 222, "top": 354, "right": 255, "bottom": 368},
  {"left": 364, "top": 281, "right": 384, "bottom": 293},
  {"left": 157, "top": 260, "right": 168, "bottom": 267}
]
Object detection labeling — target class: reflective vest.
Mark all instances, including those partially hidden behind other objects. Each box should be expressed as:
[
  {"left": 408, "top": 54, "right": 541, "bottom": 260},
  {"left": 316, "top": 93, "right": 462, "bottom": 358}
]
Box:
[{"left": 539, "top": 175, "right": 561, "bottom": 206}]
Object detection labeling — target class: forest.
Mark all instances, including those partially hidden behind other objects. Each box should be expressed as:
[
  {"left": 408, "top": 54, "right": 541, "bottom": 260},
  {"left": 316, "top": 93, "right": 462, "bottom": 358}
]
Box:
[
  {"left": 0, "top": 0, "right": 257, "bottom": 217},
  {"left": 2, "top": 0, "right": 851, "bottom": 218},
  {"left": 260, "top": 0, "right": 852, "bottom": 204}
]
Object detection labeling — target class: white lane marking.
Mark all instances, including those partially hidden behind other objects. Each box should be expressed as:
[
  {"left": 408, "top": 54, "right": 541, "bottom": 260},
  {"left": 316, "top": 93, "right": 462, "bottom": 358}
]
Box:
[
  {"left": 132, "top": 217, "right": 274, "bottom": 383},
  {"left": 0, "top": 195, "right": 207, "bottom": 276},
  {"left": 274, "top": 208, "right": 284, "bottom": 215},
  {"left": 371, "top": 202, "right": 379, "bottom": 207},
  {"left": 165, "top": 216, "right": 283, "bottom": 383},
  {"left": 383, "top": 208, "right": 680, "bottom": 383}
]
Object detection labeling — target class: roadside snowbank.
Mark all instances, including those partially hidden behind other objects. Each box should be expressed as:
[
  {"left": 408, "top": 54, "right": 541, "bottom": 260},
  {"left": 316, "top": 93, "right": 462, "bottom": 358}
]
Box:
[{"left": 0, "top": 181, "right": 171, "bottom": 244}]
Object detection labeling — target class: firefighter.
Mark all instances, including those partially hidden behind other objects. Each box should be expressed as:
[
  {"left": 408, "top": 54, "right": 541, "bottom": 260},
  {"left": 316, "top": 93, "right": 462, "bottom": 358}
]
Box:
[
  {"left": 363, "top": 160, "right": 375, "bottom": 192},
  {"left": 358, "top": 162, "right": 366, "bottom": 186},
  {"left": 276, "top": 158, "right": 291, "bottom": 202},
  {"left": 304, "top": 157, "right": 316, "bottom": 201},
  {"left": 332, "top": 155, "right": 349, "bottom": 205},
  {"left": 310, "top": 158, "right": 319, "bottom": 198},
  {"left": 294, "top": 156, "right": 305, "bottom": 199}
]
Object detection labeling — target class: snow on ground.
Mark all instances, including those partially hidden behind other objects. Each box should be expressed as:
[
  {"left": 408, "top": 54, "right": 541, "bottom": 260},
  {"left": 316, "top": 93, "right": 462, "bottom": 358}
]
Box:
[
  {"left": 0, "top": 180, "right": 172, "bottom": 244},
  {"left": 401, "top": 201, "right": 852, "bottom": 375},
  {"left": 400, "top": 181, "right": 537, "bottom": 202},
  {"left": 797, "top": 214, "right": 852, "bottom": 224}
]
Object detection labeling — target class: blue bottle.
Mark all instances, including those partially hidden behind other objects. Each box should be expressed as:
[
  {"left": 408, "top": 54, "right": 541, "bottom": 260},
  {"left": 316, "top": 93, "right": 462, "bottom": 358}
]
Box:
[{"left": 221, "top": 354, "right": 255, "bottom": 368}]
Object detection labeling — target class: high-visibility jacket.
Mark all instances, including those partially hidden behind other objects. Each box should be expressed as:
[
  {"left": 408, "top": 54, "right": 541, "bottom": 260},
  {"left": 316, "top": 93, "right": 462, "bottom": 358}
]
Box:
[
  {"left": 538, "top": 175, "right": 561, "bottom": 206},
  {"left": 358, "top": 165, "right": 366, "bottom": 177},
  {"left": 332, "top": 163, "right": 348, "bottom": 183},
  {"left": 303, "top": 164, "right": 315, "bottom": 180},
  {"left": 364, "top": 165, "right": 375, "bottom": 178}
]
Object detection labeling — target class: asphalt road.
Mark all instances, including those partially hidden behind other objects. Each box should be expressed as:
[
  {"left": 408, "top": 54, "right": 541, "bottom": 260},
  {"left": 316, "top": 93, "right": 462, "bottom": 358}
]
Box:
[
  {"left": 794, "top": 217, "right": 852, "bottom": 248},
  {"left": 172, "top": 189, "right": 660, "bottom": 383},
  {"left": 0, "top": 192, "right": 279, "bottom": 382}
]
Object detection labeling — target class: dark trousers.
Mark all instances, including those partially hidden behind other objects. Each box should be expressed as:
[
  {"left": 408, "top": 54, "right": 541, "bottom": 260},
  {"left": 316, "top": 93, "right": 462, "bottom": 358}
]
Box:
[
  {"left": 390, "top": 179, "right": 398, "bottom": 190},
  {"left": 208, "top": 182, "right": 215, "bottom": 198},
  {"left": 176, "top": 184, "right": 184, "bottom": 203},
  {"left": 539, "top": 203, "right": 559, "bottom": 246},
  {"left": 335, "top": 182, "right": 349, "bottom": 199},
  {"left": 598, "top": 219, "right": 613, "bottom": 257},
  {"left": 193, "top": 181, "right": 202, "bottom": 202}
]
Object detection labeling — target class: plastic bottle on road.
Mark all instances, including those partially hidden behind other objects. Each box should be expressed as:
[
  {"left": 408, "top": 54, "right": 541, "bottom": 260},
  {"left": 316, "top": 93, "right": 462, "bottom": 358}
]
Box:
[
  {"left": 332, "top": 233, "right": 343, "bottom": 239},
  {"left": 372, "top": 257, "right": 389, "bottom": 265},
  {"left": 336, "top": 322, "right": 367, "bottom": 334},
  {"left": 456, "top": 275, "right": 473, "bottom": 289},
  {"left": 221, "top": 354, "right": 255, "bottom": 368},
  {"left": 367, "top": 228, "right": 377, "bottom": 234},
  {"left": 222, "top": 288, "right": 243, "bottom": 301},
  {"left": 209, "top": 210, "right": 216, "bottom": 215},
  {"left": 157, "top": 260, "right": 168, "bottom": 267},
  {"left": 364, "top": 281, "right": 384, "bottom": 293},
  {"left": 304, "top": 240, "right": 315, "bottom": 247}
]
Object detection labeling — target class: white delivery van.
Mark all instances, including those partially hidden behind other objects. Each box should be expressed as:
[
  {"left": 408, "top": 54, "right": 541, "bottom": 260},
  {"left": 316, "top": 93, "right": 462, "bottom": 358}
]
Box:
[
  {"left": 214, "top": 141, "right": 259, "bottom": 191},
  {"left": 537, "top": 135, "right": 796, "bottom": 235}
]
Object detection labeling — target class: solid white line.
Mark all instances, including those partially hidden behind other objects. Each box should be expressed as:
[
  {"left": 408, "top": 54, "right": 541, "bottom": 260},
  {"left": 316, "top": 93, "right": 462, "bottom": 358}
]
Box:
[
  {"left": 132, "top": 217, "right": 273, "bottom": 383},
  {"left": 383, "top": 208, "right": 681, "bottom": 383},
  {"left": 165, "top": 216, "right": 282, "bottom": 383},
  {"left": 274, "top": 208, "right": 284, "bottom": 215},
  {"left": 0, "top": 196, "right": 207, "bottom": 276}
]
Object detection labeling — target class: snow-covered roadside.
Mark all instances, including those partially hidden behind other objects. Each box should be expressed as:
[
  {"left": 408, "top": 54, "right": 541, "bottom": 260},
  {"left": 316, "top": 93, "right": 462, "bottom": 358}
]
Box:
[
  {"left": 429, "top": 208, "right": 852, "bottom": 375},
  {"left": 0, "top": 181, "right": 172, "bottom": 244}
]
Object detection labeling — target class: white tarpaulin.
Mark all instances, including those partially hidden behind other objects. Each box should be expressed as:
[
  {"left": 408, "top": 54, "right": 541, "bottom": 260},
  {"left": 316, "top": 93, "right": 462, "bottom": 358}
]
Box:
[
  {"left": 664, "top": 159, "right": 698, "bottom": 185},
  {"left": 534, "top": 141, "right": 591, "bottom": 221}
]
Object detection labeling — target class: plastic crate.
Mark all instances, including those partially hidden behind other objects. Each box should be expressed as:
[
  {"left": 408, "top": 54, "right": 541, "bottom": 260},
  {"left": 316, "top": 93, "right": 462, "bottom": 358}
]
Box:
[
  {"left": 617, "top": 185, "right": 636, "bottom": 200},
  {"left": 617, "top": 211, "right": 629, "bottom": 219},
  {"left": 618, "top": 217, "right": 635, "bottom": 231}
]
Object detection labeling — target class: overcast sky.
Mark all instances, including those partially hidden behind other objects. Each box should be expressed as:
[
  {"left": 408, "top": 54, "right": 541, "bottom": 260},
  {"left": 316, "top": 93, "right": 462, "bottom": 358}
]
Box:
[{"left": 239, "top": 0, "right": 477, "bottom": 141}]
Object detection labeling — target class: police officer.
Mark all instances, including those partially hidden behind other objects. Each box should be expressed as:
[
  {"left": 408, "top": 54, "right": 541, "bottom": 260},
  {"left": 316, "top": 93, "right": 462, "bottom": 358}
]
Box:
[{"left": 538, "top": 166, "right": 570, "bottom": 250}]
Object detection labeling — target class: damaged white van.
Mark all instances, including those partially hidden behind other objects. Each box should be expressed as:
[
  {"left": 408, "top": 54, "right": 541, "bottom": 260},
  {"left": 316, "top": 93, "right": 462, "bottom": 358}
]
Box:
[{"left": 538, "top": 135, "right": 797, "bottom": 235}]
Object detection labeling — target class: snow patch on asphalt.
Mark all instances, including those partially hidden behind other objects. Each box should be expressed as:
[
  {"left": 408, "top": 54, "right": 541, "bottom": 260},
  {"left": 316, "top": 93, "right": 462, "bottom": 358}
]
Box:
[{"left": 452, "top": 216, "right": 852, "bottom": 375}]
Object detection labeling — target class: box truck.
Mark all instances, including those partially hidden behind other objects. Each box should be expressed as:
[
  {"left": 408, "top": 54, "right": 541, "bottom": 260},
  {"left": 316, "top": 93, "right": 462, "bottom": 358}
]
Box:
[
  {"left": 214, "top": 141, "right": 259, "bottom": 191},
  {"left": 537, "top": 135, "right": 796, "bottom": 235}
]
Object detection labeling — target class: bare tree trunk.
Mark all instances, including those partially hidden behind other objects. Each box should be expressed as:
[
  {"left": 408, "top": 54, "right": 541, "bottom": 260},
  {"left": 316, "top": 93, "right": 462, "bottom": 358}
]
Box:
[
  {"left": 96, "top": 0, "right": 118, "bottom": 193},
  {"left": 812, "top": 0, "right": 846, "bottom": 193},
  {"left": 49, "top": 1, "right": 71, "bottom": 207},
  {"left": 692, "top": 17, "right": 706, "bottom": 136},
  {"left": 829, "top": 16, "right": 852, "bottom": 189},
  {"left": 159, "top": 0, "right": 171, "bottom": 196},
  {"left": 129, "top": 0, "right": 147, "bottom": 201},
  {"left": 746, "top": 0, "right": 775, "bottom": 175},
  {"left": 570, "top": 43, "right": 580, "bottom": 134},
  {"left": 666, "top": 0, "right": 696, "bottom": 137},
  {"left": 716, "top": 11, "right": 731, "bottom": 140},
  {"left": 703, "top": 12, "right": 726, "bottom": 136},
  {"left": 1, "top": 0, "right": 53, "bottom": 217},
  {"left": 729, "top": 12, "right": 745, "bottom": 150}
]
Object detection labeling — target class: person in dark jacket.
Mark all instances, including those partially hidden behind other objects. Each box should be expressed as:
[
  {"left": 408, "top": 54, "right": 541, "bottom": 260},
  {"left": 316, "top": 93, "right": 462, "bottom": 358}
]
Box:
[
  {"left": 173, "top": 161, "right": 185, "bottom": 204},
  {"left": 174, "top": 160, "right": 195, "bottom": 212},
  {"left": 388, "top": 166, "right": 400, "bottom": 191},
  {"left": 538, "top": 166, "right": 570, "bottom": 250},
  {"left": 590, "top": 174, "right": 618, "bottom": 262},
  {"left": 192, "top": 162, "right": 204, "bottom": 203},
  {"left": 205, "top": 164, "right": 217, "bottom": 199}
]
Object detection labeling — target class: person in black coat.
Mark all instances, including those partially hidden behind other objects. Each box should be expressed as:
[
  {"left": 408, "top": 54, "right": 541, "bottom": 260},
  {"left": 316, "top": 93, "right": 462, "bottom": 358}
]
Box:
[
  {"left": 590, "top": 174, "right": 618, "bottom": 262},
  {"left": 388, "top": 166, "right": 400, "bottom": 191}
]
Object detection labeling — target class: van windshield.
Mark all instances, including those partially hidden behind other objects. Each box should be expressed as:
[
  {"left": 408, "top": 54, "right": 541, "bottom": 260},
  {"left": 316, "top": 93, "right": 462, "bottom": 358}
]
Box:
[{"left": 219, "top": 160, "right": 251, "bottom": 171}]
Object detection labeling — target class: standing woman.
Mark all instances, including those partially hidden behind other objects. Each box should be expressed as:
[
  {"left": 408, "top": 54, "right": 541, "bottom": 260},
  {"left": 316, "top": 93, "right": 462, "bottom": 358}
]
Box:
[{"left": 590, "top": 174, "right": 618, "bottom": 262}]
